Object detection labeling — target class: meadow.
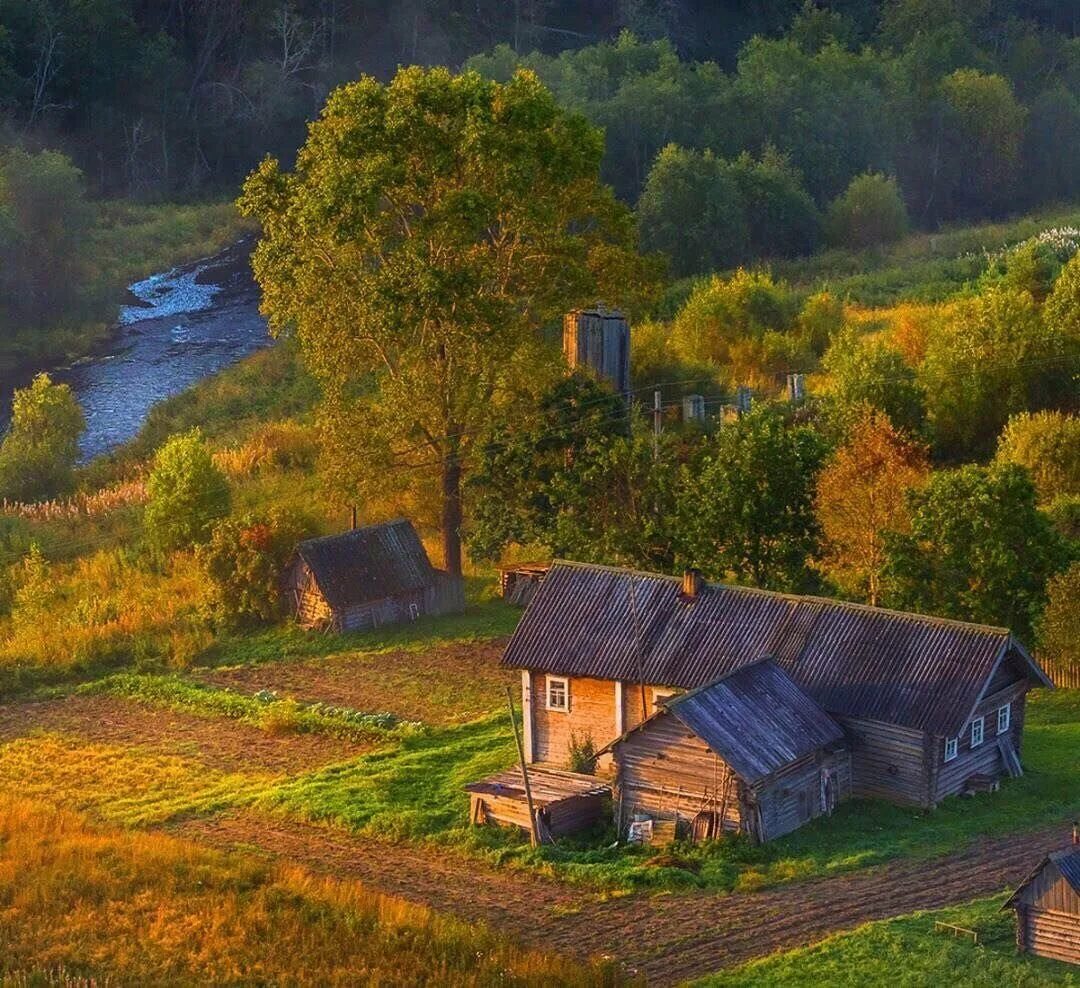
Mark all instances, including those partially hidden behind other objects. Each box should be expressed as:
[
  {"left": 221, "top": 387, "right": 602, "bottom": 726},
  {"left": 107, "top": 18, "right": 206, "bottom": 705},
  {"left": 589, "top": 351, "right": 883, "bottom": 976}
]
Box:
[
  {"left": 0, "top": 797, "right": 619, "bottom": 987},
  {"left": 698, "top": 895, "right": 1080, "bottom": 987}
]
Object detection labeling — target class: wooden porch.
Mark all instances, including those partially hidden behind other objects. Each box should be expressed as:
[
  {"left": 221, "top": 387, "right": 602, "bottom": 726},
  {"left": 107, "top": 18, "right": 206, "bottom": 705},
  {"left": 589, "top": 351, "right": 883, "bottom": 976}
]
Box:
[{"left": 466, "top": 766, "right": 611, "bottom": 840}]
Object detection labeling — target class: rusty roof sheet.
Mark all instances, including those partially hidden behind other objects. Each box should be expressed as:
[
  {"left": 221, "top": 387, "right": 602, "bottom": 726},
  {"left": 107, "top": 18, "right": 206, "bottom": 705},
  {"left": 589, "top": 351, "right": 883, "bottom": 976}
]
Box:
[
  {"left": 662, "top": 660, "right": 844, "bottom": 784},
  {"left": 296, "top": 519, "right": 436, "bottom": 611},
  {"left": 502, "top": 561, "right": 1050, "bottom": 738}
]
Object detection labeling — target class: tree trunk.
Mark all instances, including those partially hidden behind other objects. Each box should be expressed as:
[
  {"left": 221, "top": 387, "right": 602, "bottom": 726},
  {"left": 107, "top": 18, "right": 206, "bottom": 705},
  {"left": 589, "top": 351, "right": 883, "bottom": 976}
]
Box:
[{"left": 441, "top": 443, "right": 463, "bottom": 577}]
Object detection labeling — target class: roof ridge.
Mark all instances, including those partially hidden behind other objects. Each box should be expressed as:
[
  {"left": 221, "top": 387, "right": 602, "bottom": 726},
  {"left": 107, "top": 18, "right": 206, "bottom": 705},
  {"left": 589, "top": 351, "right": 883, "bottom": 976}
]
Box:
[
  {"left": 299, "top": 517, "right": 412, "bottom": 547},
  {"left": 548, "top": 559, "right": 1011, "bottom": 637}
]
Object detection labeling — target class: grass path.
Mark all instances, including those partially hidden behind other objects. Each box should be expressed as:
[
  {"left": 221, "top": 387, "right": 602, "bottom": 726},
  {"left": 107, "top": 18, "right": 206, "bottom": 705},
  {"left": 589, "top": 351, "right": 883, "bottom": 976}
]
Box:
[{"left": 176, "top": 809, "right": 1074, "bottom": 986}]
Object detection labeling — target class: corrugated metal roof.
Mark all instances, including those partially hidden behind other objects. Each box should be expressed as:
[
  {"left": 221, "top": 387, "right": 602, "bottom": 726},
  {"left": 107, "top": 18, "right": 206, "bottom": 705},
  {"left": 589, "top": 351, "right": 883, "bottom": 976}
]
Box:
[
  {"left": 296, "top": 519, "right": 436, "bottom": 610},
  {"left": 1054, "top": 848, "right": 1080, "bottom": 895},
  {"left": 502, "top": 560, "right": 1050, "bottom": 738},
  {"left": 661, "top": 660, "right": 844, "bottom": 784}
]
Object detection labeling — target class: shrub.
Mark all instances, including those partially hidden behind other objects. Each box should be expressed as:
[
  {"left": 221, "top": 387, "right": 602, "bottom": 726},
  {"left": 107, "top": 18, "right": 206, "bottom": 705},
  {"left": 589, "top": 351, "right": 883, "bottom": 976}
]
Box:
[
  {"left": 0, "top": 374, "right": 85, "bottom": 502},
  {"left": 825, "top": 172, "right": 908, "bottom": 249},
  {"left": 258, "top": 697, "right": 302, "bottom": 735},
  {"left": 143, "top": 429, "right": 230, "bottom": 555},
  {"left": 567, "top": 731, "right": 597, "bottom": 775},
  {"left": 197, "top": 508, "right": 314, "bottom": 628}
]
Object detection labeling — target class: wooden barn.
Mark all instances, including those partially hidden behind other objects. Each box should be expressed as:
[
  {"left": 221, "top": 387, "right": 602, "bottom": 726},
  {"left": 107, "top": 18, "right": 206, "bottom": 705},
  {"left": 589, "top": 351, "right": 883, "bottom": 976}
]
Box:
[
  {"left": 467, "top": 560, "right": 1053, "bottom": 842},
  {"left": 498, "top": 563, "right": 550, "bottom": 606},
  {"left": 601, "top": 660, "right": 850, "bottom": 843},
  {"left": 1004, "top": 843, "right": 1080, "bottom": 966},
  {"left": 283, "top": 519, "right": 464, "bottom": 632}
]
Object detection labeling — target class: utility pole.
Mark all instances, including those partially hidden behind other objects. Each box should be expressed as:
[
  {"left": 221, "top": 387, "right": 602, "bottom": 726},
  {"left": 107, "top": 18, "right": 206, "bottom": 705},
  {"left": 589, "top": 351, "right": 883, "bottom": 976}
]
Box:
[{"left": 653, "top": 387, "right": 662, "bottom": 461}]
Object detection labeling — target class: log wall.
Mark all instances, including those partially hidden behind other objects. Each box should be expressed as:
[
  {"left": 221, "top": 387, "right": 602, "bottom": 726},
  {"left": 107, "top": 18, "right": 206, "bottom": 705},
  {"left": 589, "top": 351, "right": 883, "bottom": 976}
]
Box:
[
  {"left": 615, "top": 713, "right": 745, "bottom": 832},
  {"left": 529, "top": 674, "right": 620, "bottom": 767},
  {"left": 755, "top": 748, "right": 852, "bottom": 842},
  {"left": 1019, "top": 909, "right": 1080, "bottom": 966},
  {"left": 839, "top": 716, "right": 932, "bottom": 807},
  {"left": 929, "top": 681, "right": 1029, "bottom": 803}
]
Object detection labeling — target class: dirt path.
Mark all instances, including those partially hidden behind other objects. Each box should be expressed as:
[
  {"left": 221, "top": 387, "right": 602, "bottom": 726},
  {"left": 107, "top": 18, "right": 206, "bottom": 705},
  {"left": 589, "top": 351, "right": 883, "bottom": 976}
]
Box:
[{"left": 178, "top": 811, "right": 1069, "bottom": 984}]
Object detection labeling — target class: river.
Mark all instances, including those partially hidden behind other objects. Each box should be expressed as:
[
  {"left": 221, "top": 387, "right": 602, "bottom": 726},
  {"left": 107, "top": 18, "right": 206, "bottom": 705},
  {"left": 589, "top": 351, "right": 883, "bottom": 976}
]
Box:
[{"left": 4, "top": 239, "right": 271, "bottom": 462}]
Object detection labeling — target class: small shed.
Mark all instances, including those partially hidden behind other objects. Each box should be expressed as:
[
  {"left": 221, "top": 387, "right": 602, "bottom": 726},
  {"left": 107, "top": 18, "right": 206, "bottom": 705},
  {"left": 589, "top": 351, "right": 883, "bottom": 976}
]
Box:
[
  {"left": 284, "top": 519, "right": 464, "bottom": 632},
  {"left": 498, "top": 563, "right": 550, "bottom": 606},
  {"left": 1004, "top": 844, "right": 1080, "bottom": 966},
  {"left": 466, "top": 766, "right": 611, "bottom": 841},
  {"left": 605, "top": 660, "right": 850, "bottom": 844}
]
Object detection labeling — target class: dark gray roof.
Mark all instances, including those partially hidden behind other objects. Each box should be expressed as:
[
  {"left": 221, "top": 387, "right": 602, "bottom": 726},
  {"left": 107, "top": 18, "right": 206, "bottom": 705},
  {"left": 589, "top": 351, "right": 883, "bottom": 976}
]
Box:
[
  {"left": 660, "top": 660, "right": 844, "bottom": 784},
  {"left": 295, "top": 519, "right": 436, "bottom": 610},
  {"left": 1003, "top": 847, "right": 1080, "bottom": 908},
  {"left": 501, "top": 561, "right": 1051, "bottom": 738}
]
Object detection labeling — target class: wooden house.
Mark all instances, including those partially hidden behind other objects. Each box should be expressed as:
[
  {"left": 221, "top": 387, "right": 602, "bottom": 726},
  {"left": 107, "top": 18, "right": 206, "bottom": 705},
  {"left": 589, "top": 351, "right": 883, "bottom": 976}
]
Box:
[
  {"left": 1004, "top": 844, "right": 1080, "bottom": 966},
  {"left": 467, "top": 561, "right": 1052, "bottom": 841},
  {"left": 283, "top": 519, "right": 464, "bottom": 632},
  {"left": 601, "top": 660, "right": 850, "bottom": 843}
]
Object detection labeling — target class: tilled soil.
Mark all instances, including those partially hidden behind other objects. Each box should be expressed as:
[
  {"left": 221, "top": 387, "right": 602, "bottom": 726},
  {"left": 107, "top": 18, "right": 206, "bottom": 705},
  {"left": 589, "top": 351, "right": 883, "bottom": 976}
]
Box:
[
  {"left": 0, "top": 694, "right": 368, "bottom": 774},
  {"left": 177, "top": 810, "right": 1069, "bottom": 985},
  {"left": 196, "top": 638, "right": 514, "bottom": 726}
]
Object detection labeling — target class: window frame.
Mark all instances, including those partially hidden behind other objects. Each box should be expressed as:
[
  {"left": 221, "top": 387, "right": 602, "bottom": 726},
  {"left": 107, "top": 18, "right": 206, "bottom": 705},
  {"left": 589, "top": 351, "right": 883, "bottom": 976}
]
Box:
[
  {"left": 970, "top": 716, "right": 985, "bottom": 748},
  {"left": 944, "top": 737, "right": 958, "bottom": 762},
  {"left": 545, "top": 675, "right": 569, "bottom": 713},
  {"left": 997, "top": 703, "right": 1011, "bottom": 735}
]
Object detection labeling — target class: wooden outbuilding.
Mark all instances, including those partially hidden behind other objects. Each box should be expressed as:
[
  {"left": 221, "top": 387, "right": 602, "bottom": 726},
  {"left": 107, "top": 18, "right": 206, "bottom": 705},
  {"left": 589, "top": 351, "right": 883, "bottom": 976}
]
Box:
[
  {"left": 466, "top": 766, "right": 610, "bottom": 840},
  {"left": 1004, "top": 843, "right": 1080, "bottom": 966},
  {"left": 498, "top": 563, "right": 550, "bottom": 606},
  {"left": 563, "top": 306, "right": 630, "bottom": 399},
  {"left": 602, "top": 660, "right": 850, "bottom": 843},
  {"left": 283, "top": 519, "right": 464, "bottom": 632},
  {"left": 494, "top": 560, "right": 1052, "bottom": 829}
]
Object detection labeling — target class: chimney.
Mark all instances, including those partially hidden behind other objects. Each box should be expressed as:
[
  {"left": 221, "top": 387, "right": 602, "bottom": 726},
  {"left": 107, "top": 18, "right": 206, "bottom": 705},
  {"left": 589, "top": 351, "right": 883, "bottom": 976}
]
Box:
[
  {"left": 681, "top": 568, "right": 703, "bottom": 600},
  {"left": 350, "top": 505, "right": 358, "bottom": 531}
]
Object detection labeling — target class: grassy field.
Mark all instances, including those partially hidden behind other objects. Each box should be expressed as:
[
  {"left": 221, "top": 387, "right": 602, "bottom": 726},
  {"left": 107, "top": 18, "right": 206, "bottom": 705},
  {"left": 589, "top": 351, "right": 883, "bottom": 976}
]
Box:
[
  {"left": 0, "top": 797, "right": 619, "bottom": 986},
  {"left": 698, "top": 894, "right": 1080, "bottom": 987}
]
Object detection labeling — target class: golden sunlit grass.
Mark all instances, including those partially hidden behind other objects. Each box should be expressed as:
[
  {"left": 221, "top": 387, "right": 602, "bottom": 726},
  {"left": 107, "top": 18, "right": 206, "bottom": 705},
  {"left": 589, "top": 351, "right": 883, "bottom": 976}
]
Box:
[
  {"left": 0, "top": 797, "right": 620, "bottom": 986},
  {"left": 0, "top": 735, "right": 271, "bottom": 826}
]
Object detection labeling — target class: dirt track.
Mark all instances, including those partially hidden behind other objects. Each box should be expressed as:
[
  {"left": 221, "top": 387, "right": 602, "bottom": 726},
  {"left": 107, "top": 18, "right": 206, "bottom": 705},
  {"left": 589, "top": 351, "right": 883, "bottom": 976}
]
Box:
[{"left": 178, "top": 811, "right": 1069, "bottom": 984}]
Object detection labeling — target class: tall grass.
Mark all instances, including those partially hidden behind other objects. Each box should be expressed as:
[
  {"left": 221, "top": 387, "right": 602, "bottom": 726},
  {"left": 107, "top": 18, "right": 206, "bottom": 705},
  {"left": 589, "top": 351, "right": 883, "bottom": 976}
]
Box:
[{"left": 0, "top": 797, "right": 622, "bottom": 986}]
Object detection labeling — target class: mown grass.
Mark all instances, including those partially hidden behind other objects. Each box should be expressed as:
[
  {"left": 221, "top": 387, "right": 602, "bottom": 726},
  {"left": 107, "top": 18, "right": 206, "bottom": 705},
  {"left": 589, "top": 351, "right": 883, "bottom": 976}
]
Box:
[
  {"left": 0, "top": 797, "right": 621, "bottom": 987},
  {"left": 697, "top": 894, "right": 1080, "bottom": 987},
  {"left": 81, "top": 672, "right": 424, "bottom": 743}
]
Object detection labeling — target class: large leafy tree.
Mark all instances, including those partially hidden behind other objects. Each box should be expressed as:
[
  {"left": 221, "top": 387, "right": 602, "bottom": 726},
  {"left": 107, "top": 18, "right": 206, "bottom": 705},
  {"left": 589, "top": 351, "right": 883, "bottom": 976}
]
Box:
[
  {"left": 677, "top": 406, "right": 829, "bottom": 590},
  {"left": 815, "top": 407, "right": 929, "bottom": 605},
  {"left": 882, "top": 464, "right": 1071, "bottom": 642},
  {"left": 240, "top": 66, "right": 652, "bottom": 574},
  {"left": 0, "top": 373, "right": 85, "bottom": 502}
]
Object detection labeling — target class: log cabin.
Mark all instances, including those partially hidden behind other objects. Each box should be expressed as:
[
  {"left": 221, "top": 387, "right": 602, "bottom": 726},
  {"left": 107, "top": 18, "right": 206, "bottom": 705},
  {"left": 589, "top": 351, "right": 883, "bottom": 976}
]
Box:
[
  {"left": 601, "top": 659, "right": 850, "bottom": 842},
  {"left": 468, "top": 560, "right": 1052, "bottom": 842},
  {"left": 1004, "top": 843, "right": 1080, "bottom": 966},
  {"left": 283, "top": 519, "right": 464, "bottom": 632}
]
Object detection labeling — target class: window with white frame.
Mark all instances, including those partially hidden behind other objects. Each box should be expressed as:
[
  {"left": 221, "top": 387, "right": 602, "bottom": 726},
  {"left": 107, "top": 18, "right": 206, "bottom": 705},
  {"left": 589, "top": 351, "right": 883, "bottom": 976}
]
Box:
[
  {"left": 944, "top": 737, "right": 958, "bottom": 762},
  {"left": 970, "top": 716, "right": 985, "bottom": 747},
  {"left": 546, "top": 675, "right": 569, "bottom": 712},
  {"left": 997, "top": 703, "right": 1011, "bottom": 735}
]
